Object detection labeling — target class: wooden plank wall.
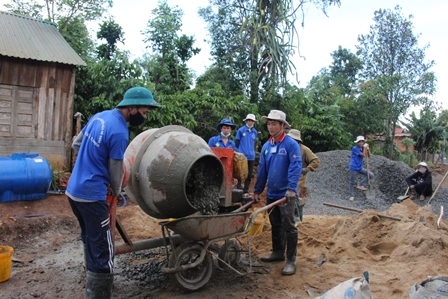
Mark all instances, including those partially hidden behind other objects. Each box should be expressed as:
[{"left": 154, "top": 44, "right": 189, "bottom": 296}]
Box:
[{"left": 0, "top": 56, "right": 76, "bottom": 169}]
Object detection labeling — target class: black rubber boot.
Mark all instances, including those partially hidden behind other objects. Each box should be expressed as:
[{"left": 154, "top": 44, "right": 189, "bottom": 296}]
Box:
[
  {"left": 282, "top": 234, "right": 298, "bottom": 275},
  {"left": 261, "top": 228, "right": 285, "bottom": 262},
  {"left": 86, "top": 271, "right": 113, "bottom": 299}
]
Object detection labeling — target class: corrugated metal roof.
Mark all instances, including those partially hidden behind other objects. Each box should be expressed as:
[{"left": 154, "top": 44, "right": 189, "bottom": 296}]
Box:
[{"left": 0, "top": 11, "right": 86, "bottom": 66}]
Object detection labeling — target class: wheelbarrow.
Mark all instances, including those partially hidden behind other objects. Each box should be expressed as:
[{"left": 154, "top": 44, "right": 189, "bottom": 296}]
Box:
[{"left": 159, "top": 197, "right": 287, "bottom": 291}]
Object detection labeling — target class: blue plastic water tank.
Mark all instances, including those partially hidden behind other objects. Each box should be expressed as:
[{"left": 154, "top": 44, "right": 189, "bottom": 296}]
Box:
[{"left": 0, "top": 152, "right": 52, "bottom": 202}]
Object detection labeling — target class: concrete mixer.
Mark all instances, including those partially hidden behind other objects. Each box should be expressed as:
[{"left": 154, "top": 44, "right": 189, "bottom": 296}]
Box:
[
  {"left": 110, "top": 125, "right": 271, "bottom": 292},
  {"left": 121, "top": 125, "right": 250, "bottom": 220}
]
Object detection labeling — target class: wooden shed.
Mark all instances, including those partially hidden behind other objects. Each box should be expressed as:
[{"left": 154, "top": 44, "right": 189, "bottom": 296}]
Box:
[{"left": 0, "top": 11, "right": 85, "bottom": 169}]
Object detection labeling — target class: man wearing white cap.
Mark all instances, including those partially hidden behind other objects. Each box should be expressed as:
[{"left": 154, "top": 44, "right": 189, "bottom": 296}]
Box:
[
  {"left": 348, "top": 135, "right": 374, "bottom": 201},
  {"left": 254, "top": 109, "right": 302, "bottom": 275},
  {"left": 405, "top": 162, "right": 433, "bottom": 201},
  {"left": 235, "top": 113, "right": 258, "bottom": 196}
]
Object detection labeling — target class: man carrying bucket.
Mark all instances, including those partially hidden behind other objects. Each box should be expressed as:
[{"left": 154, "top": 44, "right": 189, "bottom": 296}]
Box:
[
  {"left": 235, "top": 113, "right": 258, "bottom": 197},
  {"left": 253, "top": 110, "right": 302, "bottom": 275},
  {"left": 66, "top": 86, "right": 160, "bottom": 298}
]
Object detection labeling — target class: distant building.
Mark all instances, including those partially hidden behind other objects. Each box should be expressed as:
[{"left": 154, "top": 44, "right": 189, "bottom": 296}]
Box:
[
  {"left": 0, "top": 11, "right": 85, "bottom": 168},
  {"left": 370, "top": 128, "right": 414, "bottom": 153}
]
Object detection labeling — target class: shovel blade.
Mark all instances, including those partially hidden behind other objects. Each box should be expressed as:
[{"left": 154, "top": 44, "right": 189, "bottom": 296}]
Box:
[
  {"left": 366, "top": 187, "right": 376, "bottom": 200},
  {"left": 397, "top": 195, "right": 409, "bottom": 202}
]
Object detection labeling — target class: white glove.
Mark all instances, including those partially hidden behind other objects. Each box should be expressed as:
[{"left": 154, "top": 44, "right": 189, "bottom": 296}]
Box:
[{"left": 364, "top": 143, "right": 369, "bottom": 148}]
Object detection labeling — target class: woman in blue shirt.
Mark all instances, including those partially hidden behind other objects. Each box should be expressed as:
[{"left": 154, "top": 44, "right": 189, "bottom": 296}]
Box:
[{"left": 208, "top": 118, "right": 236, "bottom": 149}]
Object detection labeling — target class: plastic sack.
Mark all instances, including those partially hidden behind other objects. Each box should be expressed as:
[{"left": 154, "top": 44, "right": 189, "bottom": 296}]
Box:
[
  {"left": 409, "top": 276, "right": 448, "bottom": 298},
  {"left": 233, "top": 152, "right": 248, "bottom": 181},
  {"left": 315, "top": 272, "right": 371, "bottom": 299}
]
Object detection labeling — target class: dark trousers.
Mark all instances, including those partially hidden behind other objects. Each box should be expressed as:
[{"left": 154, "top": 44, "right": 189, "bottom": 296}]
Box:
[
  {"left": 68, "top": 196, "right": 114, "bottom": 273},
  {"left": 268, "top": 198, "right": 297, "bottom": 236},
  {"left": 237, "top": 160, "right": 255, "bottom": 193}
]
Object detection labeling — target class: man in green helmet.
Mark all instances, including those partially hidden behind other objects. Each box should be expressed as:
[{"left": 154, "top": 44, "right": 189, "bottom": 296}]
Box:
[{"left": 66, "top": 86, "right": 160, "bottom": 299}]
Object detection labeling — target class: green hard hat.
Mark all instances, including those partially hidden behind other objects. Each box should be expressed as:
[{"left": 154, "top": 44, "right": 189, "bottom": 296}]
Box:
[{"left": 116, "top": 87, "right": 161, "bottom": 108}]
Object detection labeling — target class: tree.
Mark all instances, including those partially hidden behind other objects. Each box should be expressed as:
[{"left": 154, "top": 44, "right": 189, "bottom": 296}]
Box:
[
  {"left": 5, "top": 0, "right": 112, "bottom": 31},
  {"left": 356, "top": 5, "right": 436, "bottom": 159},
  {"left": 142, "top": 0, "right": 200, "bottom": 93},
  {"left": 200, "top": 0, "right": 341, "bottom": 104},
  {"left": 329, "top": 46, "right": 361, "bottom": 96},
  {"left": 96, "top": 19, "right": 125, "bottom": 60},
  {"left": 403, "top": 108, "right": 444, "bottom": 161}
]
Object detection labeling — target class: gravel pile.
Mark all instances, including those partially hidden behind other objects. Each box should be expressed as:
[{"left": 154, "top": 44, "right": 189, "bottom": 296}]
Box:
[{"left": 304, "top": 150, "right": 448, "bottom": 220}]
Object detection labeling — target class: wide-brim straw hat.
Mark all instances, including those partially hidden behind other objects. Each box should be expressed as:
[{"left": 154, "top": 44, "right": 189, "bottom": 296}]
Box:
[
  {"left": 261, "top": 110, "right": 290, "bottom": 127},
  {"left": 354, "top": 136, "right": 365, "bottom": 143},
  {"left": 243, "top": 113, "right": 257, "bottom": 122},
  {"left": 287, "top": 129, "right": 302, "bottom": 142}
]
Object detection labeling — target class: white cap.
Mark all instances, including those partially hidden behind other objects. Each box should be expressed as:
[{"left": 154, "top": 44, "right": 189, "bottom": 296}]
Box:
[
  {"left": 417, "top": 162, "right": 428, "bottom": 169},
  {"left": 243, "top": 113, "right": 257, "bottom": 122},
  {"left": 354, "top": 136, "right": 365, "bottom": 143}
]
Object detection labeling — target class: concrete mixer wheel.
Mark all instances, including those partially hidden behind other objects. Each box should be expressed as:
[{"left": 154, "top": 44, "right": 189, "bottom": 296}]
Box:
[
  {"left": 168, "top": 241, "right": 213, "bottom": 291},
  {"left": 218, "top": 239, "right": 241, "bottom": 268}
]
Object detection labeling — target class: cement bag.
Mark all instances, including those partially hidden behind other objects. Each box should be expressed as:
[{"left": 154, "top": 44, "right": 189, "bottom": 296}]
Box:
[
  {"left": 315, "top": 274, "right": 371, "bottom": 299},
  {"left": 409, "top": 276, "right": 448, "bottom": 298},
  {"left": 233, "top": 152, "right": 248, "bottom": 181}
]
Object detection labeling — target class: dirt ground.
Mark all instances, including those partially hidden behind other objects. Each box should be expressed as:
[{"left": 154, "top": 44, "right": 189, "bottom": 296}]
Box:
[{"left": 1, "top": 171, "right": 448, "bottom": 298}]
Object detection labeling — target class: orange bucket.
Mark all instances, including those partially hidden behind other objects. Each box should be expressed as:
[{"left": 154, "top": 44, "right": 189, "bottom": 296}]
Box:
[{"left": 0, "top": 246, "right": 14, "bottom": 282}]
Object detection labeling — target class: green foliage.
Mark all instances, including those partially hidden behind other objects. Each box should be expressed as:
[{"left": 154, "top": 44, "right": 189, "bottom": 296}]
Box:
[
  {"left": 200, "top": 0, "right": 341, "bottom": 104},
  {"left": 74, "top": 50, "right": 145, "bottom": 119},
  {"left": 141, "top": 1, "right": 200, "bottom": 93},
  {"left": 5, "top": 0, "right": 112, "bottom": 30},
  {"left": 356, "top": 5, "right": 436, "bottom": 158},
  {"left": 96, "top": 19, "right": 125, "bottom": 60},
  {"left": 403, "top": 108, "right": 445, "bottom": 160}
]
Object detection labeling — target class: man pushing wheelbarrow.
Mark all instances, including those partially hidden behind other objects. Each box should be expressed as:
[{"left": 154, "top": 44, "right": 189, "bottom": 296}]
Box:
[{"left": 253, "top": 110, "right": 302, "bottom": 276}]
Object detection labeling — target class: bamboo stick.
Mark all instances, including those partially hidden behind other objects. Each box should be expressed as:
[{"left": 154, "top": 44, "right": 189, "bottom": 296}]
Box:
[{"left": 323, "top": 202, "right": 401, "bottom": 221}]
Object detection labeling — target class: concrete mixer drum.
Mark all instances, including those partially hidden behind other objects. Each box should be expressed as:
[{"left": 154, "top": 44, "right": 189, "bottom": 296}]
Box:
[{"left": 123, "top": 126, "right": 224, "bottom": 219}]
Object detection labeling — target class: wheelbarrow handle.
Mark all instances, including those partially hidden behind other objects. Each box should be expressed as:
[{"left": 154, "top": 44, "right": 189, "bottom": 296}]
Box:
[
  {"left": 232, "top": 200, "right": 255, "bottom": 213},
  {"left": 245, "top": 197, "right": 287, "bottom": 234}
]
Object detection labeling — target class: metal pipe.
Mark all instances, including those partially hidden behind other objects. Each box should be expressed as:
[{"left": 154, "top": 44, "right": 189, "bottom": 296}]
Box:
[
  {"left": 323, "top": 202, "right": 401, "bottom": 221},
  {"left": 114, "top": 234, "right": 186, "bottom": 255}
]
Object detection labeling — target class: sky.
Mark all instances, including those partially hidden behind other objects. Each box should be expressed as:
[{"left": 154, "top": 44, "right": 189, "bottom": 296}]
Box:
[{"left": 1, "top": 0, "right": 447, "bottom": 110}]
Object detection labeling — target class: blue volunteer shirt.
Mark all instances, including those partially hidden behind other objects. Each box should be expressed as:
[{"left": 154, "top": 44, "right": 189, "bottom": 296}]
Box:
[
  {"left": 66, "top": 109, "right": 129, "bottom": 201},
  {"left": 254, "top": 133, "right": 302, "bottom": 201},
  {"left": 349, "top": 145, "right": 365, "bottom": 171},
  {"left": 208, "top": 135, "right": 236, "bottom": 149},
  {"left": 236, "top": 125, "right": 257, "bottom": 161}
]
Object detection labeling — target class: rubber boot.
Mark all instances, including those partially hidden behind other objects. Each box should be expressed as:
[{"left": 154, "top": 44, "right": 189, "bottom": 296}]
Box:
[
  {"left": 86, "top": 271, "right": 113, "bottom": 299},
  {"left": 261, "top": 228, "right": 285, "bottom": 262},
  {"left": 282, "top": 234, "right": 298, "bottom": 275}
]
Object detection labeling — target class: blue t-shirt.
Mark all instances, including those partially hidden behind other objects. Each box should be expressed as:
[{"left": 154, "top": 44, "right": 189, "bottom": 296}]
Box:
[
  {"left": 208, "top": 135, "right": 236, "bottom": 149},
  {"left": 254, "top": 134, "right": 302, "bottom": 201},
  {"left": 236, "top": 125, "right": 257, "bottom": 161},
  {"left": 349, "top": 145, "right": 365, "bottom": 171},
  {"left": 67, "top": 109, "right": 129, "bottom": 201}
]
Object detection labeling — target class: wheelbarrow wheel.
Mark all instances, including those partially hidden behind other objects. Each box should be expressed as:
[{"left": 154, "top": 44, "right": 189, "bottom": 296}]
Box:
[
  {"left": 168, "top": 241, "right": 213, "bottom": 291},
  {"left": 218, "top": 239, "right": 241, "bottom": 268}
]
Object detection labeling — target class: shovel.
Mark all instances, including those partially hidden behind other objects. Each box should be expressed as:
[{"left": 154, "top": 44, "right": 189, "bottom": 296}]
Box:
[
  {"left": 426, "top": 169, "right": 448, "bottom": 212},
  {"left": 397, "top": 187, "right": 410, "bottom": 202},
  {"left": 365, "top": 149, "right": 375, "bottom": 200}
]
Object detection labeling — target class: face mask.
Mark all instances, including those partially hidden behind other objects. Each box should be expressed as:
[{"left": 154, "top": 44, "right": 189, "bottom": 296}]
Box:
[
  {"left": 246, "top": 124, "right": 253, "bottom": 129},
  {"left": 418, "top": 167, "right": 427, "bottom": 174},
  {"left": 129, "top": 111, "right": 146, "bottom": 126},
  {"left": 221, "top": 132, "right": 231, "bottom": 138}
]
